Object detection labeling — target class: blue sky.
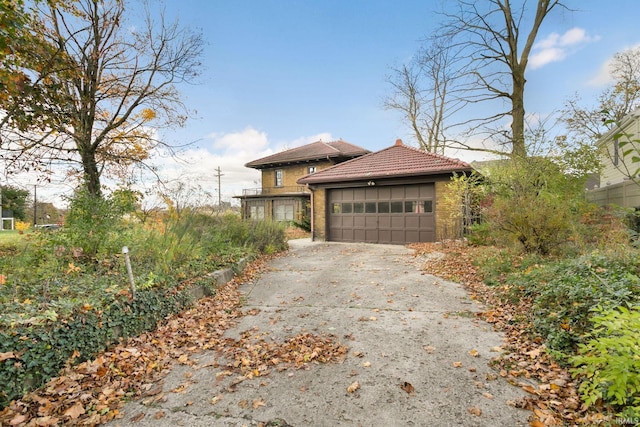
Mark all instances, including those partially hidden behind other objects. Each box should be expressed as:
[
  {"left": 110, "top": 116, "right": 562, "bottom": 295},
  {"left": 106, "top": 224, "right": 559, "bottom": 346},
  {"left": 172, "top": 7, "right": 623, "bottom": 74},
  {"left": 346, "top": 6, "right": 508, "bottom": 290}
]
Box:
[{"left": 18, "top": 0, "right": 640, "bottom": 206}]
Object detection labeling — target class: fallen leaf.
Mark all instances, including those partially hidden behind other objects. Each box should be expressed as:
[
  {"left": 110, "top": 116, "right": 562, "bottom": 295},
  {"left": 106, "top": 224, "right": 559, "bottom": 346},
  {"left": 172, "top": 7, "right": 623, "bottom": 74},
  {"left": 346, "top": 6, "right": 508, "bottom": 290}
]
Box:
[
  {"left": 0, "top": 351, "right": 17, "bottom": 362},
  {"left": 238, "top": 399, "right": 249, "bottom": 408},
  {"left": 130, "top": 412, "right": 145, "bottom": 422},
  {"left": 469, "top": 349, "right": 479, "bottom": 357},
  {"left": 63, "top": 402, "right": 85, "bottom": 420},
  {"left": 400, "top": 382, "right": 415, "bottom": 394},
  {"left": 453, "top": 361, "right": 463, "bottom": 368},
  {"left": 423, "top": 345, "right": 436, "bottom": 354},
  {"left": 153, "top": 411, "right": 166, "bottom": 419},
  {"left": 347, "top": 381, "right": 360, "bottom": 393},
  {"left": 482, "top": 392, "right": 494, "bottom": 399},
  {"left": 362, "top": 361, "right": 371, "bottom": 368},
  {"left": 467, "top": 406, "right": 482, "bottom": 416},
  {"left": 9, "top": 414, "right": 27, "bottom": 426},
  {"left": 210, "top": 394, "right": 223, "bottom": 405},
  {"left": 252, "top": 398, "right": 266, "bottom": 409}
]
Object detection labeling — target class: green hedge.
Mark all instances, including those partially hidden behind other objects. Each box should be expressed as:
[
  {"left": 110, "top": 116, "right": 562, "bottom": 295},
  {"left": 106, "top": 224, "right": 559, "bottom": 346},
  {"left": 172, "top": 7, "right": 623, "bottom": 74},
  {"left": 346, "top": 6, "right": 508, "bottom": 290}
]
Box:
[{"left": 0, "top": 284, "right": 198, "bottom": 408}]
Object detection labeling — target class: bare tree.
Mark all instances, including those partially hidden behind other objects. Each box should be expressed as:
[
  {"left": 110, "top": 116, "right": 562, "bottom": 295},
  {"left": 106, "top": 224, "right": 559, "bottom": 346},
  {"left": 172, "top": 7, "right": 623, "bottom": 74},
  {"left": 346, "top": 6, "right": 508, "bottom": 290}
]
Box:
[
  {"left": 385, "top": 40, "right": 468, "bottom": 154},
  {"left": 0, "top": 0, "right": 204, "bottom": 197},
  {"left": 388, "top": 0, "right": 565, "bottom": 158},
  {"left": 563, "top": 46, "right": 640, "bottom": 142}
]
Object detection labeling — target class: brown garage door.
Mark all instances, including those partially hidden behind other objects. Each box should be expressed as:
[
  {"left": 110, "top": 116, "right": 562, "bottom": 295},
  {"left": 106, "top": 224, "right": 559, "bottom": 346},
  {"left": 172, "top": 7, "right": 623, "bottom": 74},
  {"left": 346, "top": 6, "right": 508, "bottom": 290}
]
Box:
[{"left": 328, "top": 184, "right": 435, "bottom": 244}]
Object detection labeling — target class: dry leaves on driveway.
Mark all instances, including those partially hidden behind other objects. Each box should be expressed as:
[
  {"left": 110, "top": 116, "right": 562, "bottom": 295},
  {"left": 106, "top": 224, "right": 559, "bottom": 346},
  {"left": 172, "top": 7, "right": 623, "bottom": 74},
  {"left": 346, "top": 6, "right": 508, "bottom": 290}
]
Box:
[{"left": 0, "top": 255, "right": 348, "bottom": 427}]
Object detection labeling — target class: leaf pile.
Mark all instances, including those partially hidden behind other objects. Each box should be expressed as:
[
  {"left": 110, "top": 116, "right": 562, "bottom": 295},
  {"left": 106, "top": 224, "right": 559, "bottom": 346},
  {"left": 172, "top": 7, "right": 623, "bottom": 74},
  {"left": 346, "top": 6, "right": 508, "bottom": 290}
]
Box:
[
  {"left": 0, "top": 255, "right": 347, "bottom": 426},
  {"left": 410, "top": 242, "right": 599, "bottom": 426}
]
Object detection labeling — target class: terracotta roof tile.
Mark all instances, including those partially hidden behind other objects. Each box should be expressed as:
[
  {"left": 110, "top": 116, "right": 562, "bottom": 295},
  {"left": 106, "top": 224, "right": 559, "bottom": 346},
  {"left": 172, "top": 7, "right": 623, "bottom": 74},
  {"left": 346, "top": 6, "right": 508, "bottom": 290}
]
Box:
[
  {"left": 245, "top": 140, "right": 370, "bottom": 169},
  {"left": 297, "top": 142, "right": 472, "bottom": 185}
]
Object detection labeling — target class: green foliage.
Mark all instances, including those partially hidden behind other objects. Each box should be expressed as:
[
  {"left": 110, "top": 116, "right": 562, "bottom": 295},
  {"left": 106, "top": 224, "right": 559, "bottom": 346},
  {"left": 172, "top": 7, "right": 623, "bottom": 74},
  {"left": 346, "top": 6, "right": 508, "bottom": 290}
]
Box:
[
  {"left": 570, "top": 305, "right": 640, "bottom": 418},
  {"left": 0, "top": 185, "right": 29, "bottom": 220},
  {"left": 507, "top": 250, "right": 640, "bottom": 354},
  {"left": 0, "top": 198, "right": 287, "bottom": 408},
  {"left": 55, "top": 190, "right": 135, "bottom": 257},
  {"left": 480, "top": 157, "right": 590, "bottom": 255},
  {"left": 0, "top": 286, "right": 194, "bottom": 408}
]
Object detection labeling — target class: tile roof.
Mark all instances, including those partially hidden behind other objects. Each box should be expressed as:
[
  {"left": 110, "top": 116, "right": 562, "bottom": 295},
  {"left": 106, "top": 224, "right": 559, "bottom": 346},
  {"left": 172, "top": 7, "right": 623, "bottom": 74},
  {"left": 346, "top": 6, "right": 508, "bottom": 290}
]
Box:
[
  {"left": 297, "top": 140, "right": 472, "bottom": 185},
  {"left": 245, "top": 140, "right": 370, "bottom": 169}
]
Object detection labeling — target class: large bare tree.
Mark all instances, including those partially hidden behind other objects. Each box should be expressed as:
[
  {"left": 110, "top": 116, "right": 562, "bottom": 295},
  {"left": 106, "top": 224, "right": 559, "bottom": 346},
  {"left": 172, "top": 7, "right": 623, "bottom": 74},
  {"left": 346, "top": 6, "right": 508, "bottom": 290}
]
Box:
[
  {"left": 388, "top": 0, "right": 564, "bottom": 158},
  {"left": 0, "top": 0, "right": 203, "bottom": 197}
]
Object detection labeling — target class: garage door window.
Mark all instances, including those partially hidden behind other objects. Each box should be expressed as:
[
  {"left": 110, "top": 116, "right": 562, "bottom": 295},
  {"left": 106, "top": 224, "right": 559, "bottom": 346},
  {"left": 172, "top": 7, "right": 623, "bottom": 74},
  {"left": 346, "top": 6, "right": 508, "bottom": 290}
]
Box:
[
  {"left": 405, "top": 200, "right": 433, "bottom": 213},
  {"left": 390, "top": 201, "right": 403, "bottom": 213},
  {"left": 378, "top": 202, "right": 390, "bottom": 213},
  {"left": 332, "top": 203, "right": 341, "bottom": 214},
  {"left": 365, "top": 202, "right": 376, "bottom": 213},
  {"left": 354, "top": 202, "right": 364, "bottom": 213}
]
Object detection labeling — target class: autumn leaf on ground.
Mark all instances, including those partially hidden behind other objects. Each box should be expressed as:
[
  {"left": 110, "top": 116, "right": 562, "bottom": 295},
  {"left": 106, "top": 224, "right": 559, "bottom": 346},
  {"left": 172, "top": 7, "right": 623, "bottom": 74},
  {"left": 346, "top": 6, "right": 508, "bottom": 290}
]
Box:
[
  {"left": 467, "top": 406, "right": 482, "bottom": 416},
  {"left": 453, "top": 361, "right": 463, "bottom": 368},
  {"left": 0, "top": 351, "right": 17, "bottom": 362},
  {"left": 347, "top": 381, "right": 360, "bottom": 393},
  {"left": 252, "top": 398, "right": 266, "bottom": 409},
  {"left": 469, "top": 349, "right": 479, "bottom": 357},
  {"left": 423, "top": 345, "right": 436, "bottom": 354},
  {"left": 63, "top": 402, "right": 85, "bottom": 420},
  {"left": 400, "top": 382, "right": 415, "bottom": 395}
]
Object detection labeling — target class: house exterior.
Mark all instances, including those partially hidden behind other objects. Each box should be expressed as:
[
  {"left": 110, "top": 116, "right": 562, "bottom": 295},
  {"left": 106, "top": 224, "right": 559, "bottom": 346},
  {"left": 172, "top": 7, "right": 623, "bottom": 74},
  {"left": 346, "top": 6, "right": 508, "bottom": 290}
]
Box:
[
  {"left": 588, "top": 108, "right": 640, "bottom": 208},
  {"left": 297, "top": 139, "right": 473, "bottom": 244},
  {"left": 236, "top": 140, "right": 370, "bottom": 222}
]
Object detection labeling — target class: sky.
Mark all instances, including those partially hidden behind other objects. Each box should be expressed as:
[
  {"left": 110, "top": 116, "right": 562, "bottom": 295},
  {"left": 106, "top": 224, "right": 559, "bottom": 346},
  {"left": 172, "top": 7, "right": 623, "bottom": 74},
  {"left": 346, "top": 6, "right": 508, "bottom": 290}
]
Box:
[{"left": 9, "top": 0, "right": 640, "bottom": 208}]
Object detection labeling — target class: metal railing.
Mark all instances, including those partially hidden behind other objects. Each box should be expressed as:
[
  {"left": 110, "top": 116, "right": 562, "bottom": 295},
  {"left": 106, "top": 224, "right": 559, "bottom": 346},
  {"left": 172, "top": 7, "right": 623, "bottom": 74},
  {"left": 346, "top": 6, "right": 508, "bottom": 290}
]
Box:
[{"left": 242, "top": 186, "right": 309, "bottom": 196}]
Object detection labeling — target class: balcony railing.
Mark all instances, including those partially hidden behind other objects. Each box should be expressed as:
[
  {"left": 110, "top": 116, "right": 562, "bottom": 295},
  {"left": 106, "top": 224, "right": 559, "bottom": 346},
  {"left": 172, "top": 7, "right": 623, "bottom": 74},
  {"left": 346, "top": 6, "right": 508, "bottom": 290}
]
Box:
[{"left": 242, "top": 186, "right": 309, "bottom": 196}]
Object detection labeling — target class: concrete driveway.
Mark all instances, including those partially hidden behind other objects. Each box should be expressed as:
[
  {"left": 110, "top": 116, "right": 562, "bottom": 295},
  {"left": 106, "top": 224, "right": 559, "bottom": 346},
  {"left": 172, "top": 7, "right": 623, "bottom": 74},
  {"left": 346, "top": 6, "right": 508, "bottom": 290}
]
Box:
[{"left": 108, "top": 240, "right": 531, "bottom": 426}]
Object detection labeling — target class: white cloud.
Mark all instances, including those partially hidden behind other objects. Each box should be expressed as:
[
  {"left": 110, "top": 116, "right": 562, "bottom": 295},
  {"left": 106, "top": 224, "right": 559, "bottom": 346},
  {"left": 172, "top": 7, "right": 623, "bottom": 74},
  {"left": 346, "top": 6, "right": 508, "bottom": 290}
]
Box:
[
  {"left": 530, "top": 27, "right": 599, "bottom": 69},
  {"left": 147, "top": 128, "right": 335, "bottom": 205}
]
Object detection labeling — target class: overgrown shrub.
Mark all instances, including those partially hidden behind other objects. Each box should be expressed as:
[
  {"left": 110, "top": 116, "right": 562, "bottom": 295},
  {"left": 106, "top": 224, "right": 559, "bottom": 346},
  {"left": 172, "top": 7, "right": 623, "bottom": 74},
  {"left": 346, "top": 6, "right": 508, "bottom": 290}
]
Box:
[
  {"left": 478, "top": 157, "right": 589, "bottom": 255},
  {"left": 509, "top": 250, "right": 640, "bottom": 355},
  {"left": 571, "top": 305, "right": 640, "bottom": 418}
]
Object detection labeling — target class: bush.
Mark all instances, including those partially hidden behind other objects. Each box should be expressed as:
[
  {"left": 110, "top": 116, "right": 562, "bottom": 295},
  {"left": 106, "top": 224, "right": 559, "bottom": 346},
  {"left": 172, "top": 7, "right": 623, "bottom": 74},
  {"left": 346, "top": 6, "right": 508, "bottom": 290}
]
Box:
[
  {"left": 571, "top": 305, "right": 640, "bottom": 418},
  {"left": 479, "top": 157, "right": 589, "bottom": 255},
  {"left": 512, "top": 250, "right": 640, "bottom": 355}
]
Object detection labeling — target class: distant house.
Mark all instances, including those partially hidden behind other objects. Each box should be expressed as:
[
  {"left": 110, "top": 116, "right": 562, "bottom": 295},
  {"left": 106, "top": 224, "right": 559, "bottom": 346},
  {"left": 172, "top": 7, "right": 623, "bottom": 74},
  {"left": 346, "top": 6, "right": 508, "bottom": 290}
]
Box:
[
  {"left": 1, "top": 208, "right": 14, "bottom": 230},
  {"left": 236, "top": 140, "right": 370, "bottom": 222},
  {"left": 588, "top": 108, "right": 640, "bottom": 209},
  {"left": 297, "top": 139, "right": 473, "bottom": 244}
]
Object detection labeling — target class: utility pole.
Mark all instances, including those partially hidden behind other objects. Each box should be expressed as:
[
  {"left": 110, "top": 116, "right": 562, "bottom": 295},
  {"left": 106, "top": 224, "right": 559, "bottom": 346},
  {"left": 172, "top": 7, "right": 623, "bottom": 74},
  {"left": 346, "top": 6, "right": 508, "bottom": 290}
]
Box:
[
  {"left": 215, "top": 166, "right": 223, "bottom": 208},
  {"left": 33, "top": 184, "right": 37, "bottom": 226}
]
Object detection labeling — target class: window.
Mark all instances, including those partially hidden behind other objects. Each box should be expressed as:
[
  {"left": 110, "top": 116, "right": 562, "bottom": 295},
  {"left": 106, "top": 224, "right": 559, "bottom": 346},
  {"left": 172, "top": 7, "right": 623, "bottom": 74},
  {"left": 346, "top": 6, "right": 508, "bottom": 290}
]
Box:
[
  {"left": 353, "top": 202, "right": 364, "bottom": 213},
  {"left": 405, "top": 201, "right": 434, "bottom": 213},
  {"left": 249, "top": 205, "right": 265, "bottom": 220},
  {"left": 378, "top": 202, "right": 390, "bottom": 213},
  {"left": 274, "top": 204, "right": 294, "bottom": 221},
  {"left": 275, "top": 169, "right": 283, "bottom": 187},
  {"left": 390, "top": 201, "right": 403, "bottom": 213},
  {"left": 365, "top": 202, "right": 376, "bottom": 213},
  {"left": 308, "top": 166, "right": 317, "bottom": 174},
  {"left": 342, "top": 203, "right": 353, "bottom": 213},
  {"left": 332, "top": 203, "right": 341, "bottom": 214}
]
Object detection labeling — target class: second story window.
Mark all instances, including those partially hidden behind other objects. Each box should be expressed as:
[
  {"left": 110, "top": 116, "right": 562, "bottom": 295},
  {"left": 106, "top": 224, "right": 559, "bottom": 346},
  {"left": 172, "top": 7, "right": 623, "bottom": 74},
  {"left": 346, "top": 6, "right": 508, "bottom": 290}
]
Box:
[
  {"left": 275, "top": 169, "right": 283, "bottom": 187},
  {"left": 308, "top": 166, "right": 317, "bottom": 174}
]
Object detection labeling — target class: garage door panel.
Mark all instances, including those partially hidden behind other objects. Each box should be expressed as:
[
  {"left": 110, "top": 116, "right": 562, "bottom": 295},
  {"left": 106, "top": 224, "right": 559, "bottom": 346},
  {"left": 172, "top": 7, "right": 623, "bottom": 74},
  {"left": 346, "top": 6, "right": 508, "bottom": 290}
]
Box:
[{"left": 328, "top": 185, "right": 435, "bottom": 244}]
